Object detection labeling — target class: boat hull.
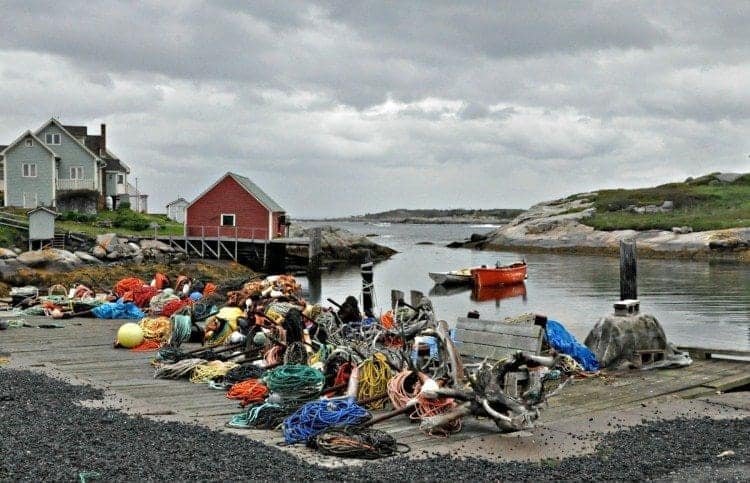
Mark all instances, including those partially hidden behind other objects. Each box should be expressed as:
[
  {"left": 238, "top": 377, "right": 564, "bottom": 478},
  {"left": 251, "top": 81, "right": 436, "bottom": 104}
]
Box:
[
  {"left": 429, "top": 272, "right": 473, "bottom": 285},
  {"left": 470, "top": 263, "right": 527, "bottom": 288}
]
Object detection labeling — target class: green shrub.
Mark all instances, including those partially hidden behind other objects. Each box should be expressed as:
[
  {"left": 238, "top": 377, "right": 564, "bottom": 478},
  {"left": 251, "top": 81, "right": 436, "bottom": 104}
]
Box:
[
  {"left": 60, "top": 211, "right": 97, "bottom": 222},
  {"left": 112, "top": 210, "right": 150, "bottom": 231}
]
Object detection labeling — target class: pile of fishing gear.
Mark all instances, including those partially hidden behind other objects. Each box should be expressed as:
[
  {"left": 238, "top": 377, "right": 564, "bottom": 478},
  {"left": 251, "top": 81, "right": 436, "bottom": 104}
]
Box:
[{"left": 135, "top": 275, "right": 588, "bottom": 459}]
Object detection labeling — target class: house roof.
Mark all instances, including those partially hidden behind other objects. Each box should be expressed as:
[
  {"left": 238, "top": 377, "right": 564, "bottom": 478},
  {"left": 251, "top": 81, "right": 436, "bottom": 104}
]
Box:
[
  {"left": 82, "top": 134, "right": 129, "bottom": 173},
  {"left": 0, "top": 145, "right": 7, "bottom": 153},
  {"left": 104, "top": 157, "right": 129, "bottom": 173},
  {"left": 166, "top": 197, "right": 188, "bottom": 207},
  {"left": 0, "top": 130, "right": 59, "bottom": 158},
  {"left": 62, "top": 125, "right": 88, "bottom": 138},
  {"left": 188, "top": 172, "right": 285, "bottom": 212},
  {"left": 34, "top": 118, "right": 104, "bottom": 166}
]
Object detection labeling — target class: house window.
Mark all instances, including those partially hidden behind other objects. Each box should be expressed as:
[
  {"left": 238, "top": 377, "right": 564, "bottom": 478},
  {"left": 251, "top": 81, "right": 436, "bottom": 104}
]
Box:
[
  {"left": 25, "top": 138, "right": 33, "bottom": 147},
  {"left": 22, "top": 163, "right": 37, "bottom": 177},
  {"left": 221, "top": 214, "right": 236, "bottom": 226},
  {"left": 117, "top": 174, "right": 124, "bottom": 184},
  {"left": 70, "top": 166, "right": 84, "bottom": 179},
  {"left": 45, "top": 133, "right": 61, "bottom": 145}
]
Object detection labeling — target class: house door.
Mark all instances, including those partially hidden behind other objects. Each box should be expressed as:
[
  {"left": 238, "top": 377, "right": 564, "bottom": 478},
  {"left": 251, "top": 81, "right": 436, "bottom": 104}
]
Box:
[{"left": 23, "top": 192, "right": 38, "bottom": 209}]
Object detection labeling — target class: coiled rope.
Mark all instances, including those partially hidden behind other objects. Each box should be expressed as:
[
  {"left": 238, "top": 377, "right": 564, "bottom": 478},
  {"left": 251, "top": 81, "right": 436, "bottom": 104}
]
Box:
[
  {"left": 190, "top": 360, "right": 239, "bottom": 384},
  {"left": 357, "top": 353, "right": 392, "bottom": 410},
  {"left": 227, "top": 402, "right": 286, "bottom": 429},
  {"left": 226, "top": 379, "right": 269, "bottom": 407},
  {"left": 263, "top": 364, "right": 325, "bottom": 404},
  {"left": 282, "top": 397, "right": 371, "bottom": 444},
  {"left": 313, "top": 426, "right": 410, "bottom": 459},
  {"left": 169, "top": 313, "right": 192, "bottom": 346},
  {"left": 387, "top": 369, "right": 461, "bottom": 436},
  {"left": 153, "top": 358, "right": 206, "bottom": 379}
]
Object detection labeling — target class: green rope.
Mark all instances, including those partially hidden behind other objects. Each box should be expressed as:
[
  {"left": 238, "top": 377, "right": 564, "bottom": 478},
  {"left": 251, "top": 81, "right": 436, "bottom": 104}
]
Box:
[
  {"left": 227, "top": 402, "right": 285, "bottom": 429},
  {"left": 263, "top": 364, "right": 325, "bottom": 404}
]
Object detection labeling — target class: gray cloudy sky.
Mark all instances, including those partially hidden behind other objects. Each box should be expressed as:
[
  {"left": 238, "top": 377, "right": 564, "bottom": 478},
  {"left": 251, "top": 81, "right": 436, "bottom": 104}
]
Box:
[{"left": 1, "top": 1, "right": 749, "bottom": 217}]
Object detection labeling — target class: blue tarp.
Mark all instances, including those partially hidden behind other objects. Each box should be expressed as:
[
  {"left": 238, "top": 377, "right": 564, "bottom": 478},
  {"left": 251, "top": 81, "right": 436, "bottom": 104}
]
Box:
[
  {"left": 92, "top": 301, "right": 144, "bottom": 320},
  {"left": 545, "top": 319, "right": 600, "bottom": 371}
]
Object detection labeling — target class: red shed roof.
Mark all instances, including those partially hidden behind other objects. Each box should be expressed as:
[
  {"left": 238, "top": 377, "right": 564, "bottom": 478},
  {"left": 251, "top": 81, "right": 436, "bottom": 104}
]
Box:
[{"left": 188, "top": 172, "right": 285, "bottom": 212}]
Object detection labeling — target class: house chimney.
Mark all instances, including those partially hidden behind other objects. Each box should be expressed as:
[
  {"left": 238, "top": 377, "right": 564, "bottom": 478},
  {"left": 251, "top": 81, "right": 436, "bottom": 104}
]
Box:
[{"left": 100, "top": 123, "right": 107, "bottom": 156}]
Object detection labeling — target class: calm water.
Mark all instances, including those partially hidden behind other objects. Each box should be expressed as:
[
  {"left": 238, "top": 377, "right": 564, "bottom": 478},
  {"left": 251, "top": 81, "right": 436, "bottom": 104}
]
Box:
[{"left": 298, "top": 222, "right": 750, "bottom": 350}]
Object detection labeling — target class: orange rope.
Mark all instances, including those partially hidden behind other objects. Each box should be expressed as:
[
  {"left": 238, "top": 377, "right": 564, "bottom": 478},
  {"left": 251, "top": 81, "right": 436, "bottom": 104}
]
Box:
[
  {"left": 386, "top": 369, "right": 461, "bottom": 436},
  {"left": 130, "top": 339, "right": 161, "bottom": 352},
  {"left": 114, "top": 277, "right": 147, "bottom": 297},
  {"left": 226, "top": 379, "right": 269, "bottom": 407}
]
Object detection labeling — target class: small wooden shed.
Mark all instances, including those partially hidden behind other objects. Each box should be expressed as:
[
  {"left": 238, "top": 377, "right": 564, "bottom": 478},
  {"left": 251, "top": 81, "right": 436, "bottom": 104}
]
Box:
[
  {"left": 166, "top": 197, "right": 189, "bottom": 223},
  {"left": 27, "top": 207, "right": 58, "bottom": 250},
  {"left": 185, "top": 172, "right": 287, "bottom": 240}
]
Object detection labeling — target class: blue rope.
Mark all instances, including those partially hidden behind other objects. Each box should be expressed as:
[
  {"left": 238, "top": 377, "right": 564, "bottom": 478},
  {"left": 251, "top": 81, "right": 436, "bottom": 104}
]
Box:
[{"left": 282, "top": 397, "right": 371, "bottom": 444}]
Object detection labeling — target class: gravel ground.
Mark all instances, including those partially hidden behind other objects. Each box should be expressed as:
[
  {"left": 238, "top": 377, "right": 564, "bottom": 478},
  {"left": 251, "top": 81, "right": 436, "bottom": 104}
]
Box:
[{"left": 1, "top": 368, "right": 747, "bottom": 482}]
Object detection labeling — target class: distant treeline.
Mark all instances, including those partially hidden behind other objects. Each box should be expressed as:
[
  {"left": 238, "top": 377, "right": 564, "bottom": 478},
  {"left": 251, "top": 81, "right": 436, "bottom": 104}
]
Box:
[{"left": 352, "top": 208, "right": 525, "bottom": 220}]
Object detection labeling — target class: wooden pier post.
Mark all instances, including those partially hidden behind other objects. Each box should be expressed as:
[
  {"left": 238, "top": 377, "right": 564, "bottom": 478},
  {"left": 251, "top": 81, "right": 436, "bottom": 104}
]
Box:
[
  {"left": 308, "top": 227, "right": 322, "bottom": 276},
  {"left": 361, "top": 250, "right": 374, "bottom": 317},
  {"left": 619, "top": 240, "right": 637, "bottom": 301}
]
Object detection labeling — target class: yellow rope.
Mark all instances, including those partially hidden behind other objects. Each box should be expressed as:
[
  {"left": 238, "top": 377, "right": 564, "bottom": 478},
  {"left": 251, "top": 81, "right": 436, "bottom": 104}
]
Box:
[
  {"left": 139, "top": 317, "right": 172, "bottom": 342},
  {"left": 189, "top": 360, "right": 239, "bottom": 384},
  {"left": 357, "top": 353, "right": 392, "bottom": 410}
]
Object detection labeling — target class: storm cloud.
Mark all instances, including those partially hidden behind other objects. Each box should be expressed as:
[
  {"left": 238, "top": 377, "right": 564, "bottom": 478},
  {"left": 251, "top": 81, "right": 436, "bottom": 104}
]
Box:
[{"left": 1, "top": 1, "right": 749, "bottom": 216}]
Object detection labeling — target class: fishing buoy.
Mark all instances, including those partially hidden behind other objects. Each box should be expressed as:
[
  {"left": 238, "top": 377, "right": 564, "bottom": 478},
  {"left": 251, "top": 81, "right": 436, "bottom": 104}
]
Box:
[
  {"left": 253, "top": 331, "right": 267, "bottom": 346},
  {"left": 116, "top": 322, "right": 144, "bottom": 348}
]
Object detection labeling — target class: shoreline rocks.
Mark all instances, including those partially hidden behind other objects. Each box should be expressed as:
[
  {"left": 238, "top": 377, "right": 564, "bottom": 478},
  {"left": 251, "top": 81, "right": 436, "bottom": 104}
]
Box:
[
  {"left": 287, "top": 224, "right": 397, "bottom": 263},
  {"left": 452, "top": 197, "right": 750, "bottom": 262}
]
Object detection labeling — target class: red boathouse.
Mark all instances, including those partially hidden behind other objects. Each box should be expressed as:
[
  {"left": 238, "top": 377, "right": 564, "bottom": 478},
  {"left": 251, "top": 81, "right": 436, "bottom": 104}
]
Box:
[{"left": 185, "top": 172, "right": 287, "bottom": 240}]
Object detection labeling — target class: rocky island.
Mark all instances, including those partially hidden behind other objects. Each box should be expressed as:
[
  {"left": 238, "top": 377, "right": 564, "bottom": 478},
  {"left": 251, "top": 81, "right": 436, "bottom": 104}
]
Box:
[{"left": 455, "top": 172, "right": 750, "bottom": 262}]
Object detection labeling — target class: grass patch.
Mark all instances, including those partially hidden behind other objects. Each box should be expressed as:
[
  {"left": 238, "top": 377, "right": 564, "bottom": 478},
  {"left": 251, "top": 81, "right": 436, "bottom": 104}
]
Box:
[
  {"left": 56, "top": 210, "right": 183, "bottom": 237},
  {"left": 583, "top": 175, "right": 750, "bottom": 231}
]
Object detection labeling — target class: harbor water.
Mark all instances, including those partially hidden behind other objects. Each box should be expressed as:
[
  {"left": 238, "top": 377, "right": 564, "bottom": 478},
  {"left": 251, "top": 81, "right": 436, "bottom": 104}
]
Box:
[{"left": 298, "top": 221, "right": 750, "bottom": 351}]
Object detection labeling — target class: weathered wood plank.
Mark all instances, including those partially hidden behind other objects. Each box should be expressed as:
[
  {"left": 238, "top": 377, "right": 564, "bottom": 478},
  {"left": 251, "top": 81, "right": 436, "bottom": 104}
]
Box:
[
  {"left": 455, "top": 329, "right": 542, "bottom": 349},
  {"left": 456, "top": 317, "right": 541, "bottom": 335},
  {"left": 457, "top": 342, "right": 538, "bottom": 361}
]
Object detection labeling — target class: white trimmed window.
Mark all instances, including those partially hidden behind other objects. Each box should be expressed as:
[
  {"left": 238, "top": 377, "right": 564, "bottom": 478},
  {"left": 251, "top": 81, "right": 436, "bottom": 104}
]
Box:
[
  {"left": 22, "top": 163, "right": 37, "bottom": 177},
  {"left": 70, "top": 166, "right": 84, "bottom": 179},
  {"left": 25, "top": 138, "right": 33, "bottom": 147},
  {"left": 220, "top": 214, "right": 236, "bottom": 226},
  {"left": 45, "top": 133, "right": 61, "bottom": 145},
  {"left": 117, "top": 174, "right": 125, "bottom": 184}
]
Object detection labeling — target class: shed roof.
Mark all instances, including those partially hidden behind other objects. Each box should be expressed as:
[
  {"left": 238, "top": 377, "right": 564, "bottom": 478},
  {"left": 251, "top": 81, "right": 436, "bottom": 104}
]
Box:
[
  {"left": 188, "top": 172, "right": 285, "bottom": 213},
  {"left": 27, "top": 206, "right": 59, "bottom": 217},
  {"left": 228, "top": 172, "right": 285, "bottom": 212},
  {"left": 166, "top": 197, "right": 188, "bottom": 207}
]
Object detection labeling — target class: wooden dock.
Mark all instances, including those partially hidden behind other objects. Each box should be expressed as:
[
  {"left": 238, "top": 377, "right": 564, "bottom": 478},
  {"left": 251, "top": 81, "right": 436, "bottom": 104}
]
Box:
[{"left": 1, "top": 316, "right": 749, "bottom": 466}]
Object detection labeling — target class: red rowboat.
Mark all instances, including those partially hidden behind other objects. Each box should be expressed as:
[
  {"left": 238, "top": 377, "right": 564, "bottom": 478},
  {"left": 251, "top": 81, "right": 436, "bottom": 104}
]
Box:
[{"left": 470, "top": 261, "right": 528, "bottom": 288}]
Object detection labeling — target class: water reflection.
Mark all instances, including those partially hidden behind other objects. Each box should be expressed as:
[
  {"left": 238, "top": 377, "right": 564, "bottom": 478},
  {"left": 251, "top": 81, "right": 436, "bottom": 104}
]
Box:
[{"left": 471, "top": 283, "right": 527, "bottom": 303}]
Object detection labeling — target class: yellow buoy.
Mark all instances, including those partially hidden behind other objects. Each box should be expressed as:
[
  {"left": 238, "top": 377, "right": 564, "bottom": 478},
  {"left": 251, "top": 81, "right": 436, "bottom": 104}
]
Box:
[{"left": 116, "top": 322, "right": 144, "bottom": 348}]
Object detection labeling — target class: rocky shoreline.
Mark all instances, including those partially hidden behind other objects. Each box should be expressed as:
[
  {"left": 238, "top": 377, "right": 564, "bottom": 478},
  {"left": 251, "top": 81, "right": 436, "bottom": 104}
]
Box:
[
  {"left": 0, "top": 225, "right": 396, "bottom": 289},
  {"left": 452, "top": 196, "right": 750, "bottom": 262}
]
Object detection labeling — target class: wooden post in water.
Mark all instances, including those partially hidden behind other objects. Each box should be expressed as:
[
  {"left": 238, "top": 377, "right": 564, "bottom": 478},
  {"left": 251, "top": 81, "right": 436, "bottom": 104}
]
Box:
[
  {"left": 361, "top": 250, "right": 374, "bottom": 317},
  {"left": 619, "top": 240, "right": 637, "bottom": 301},
  {"left": 308, "top": 227, "right": 322, "bottom": 276}
]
